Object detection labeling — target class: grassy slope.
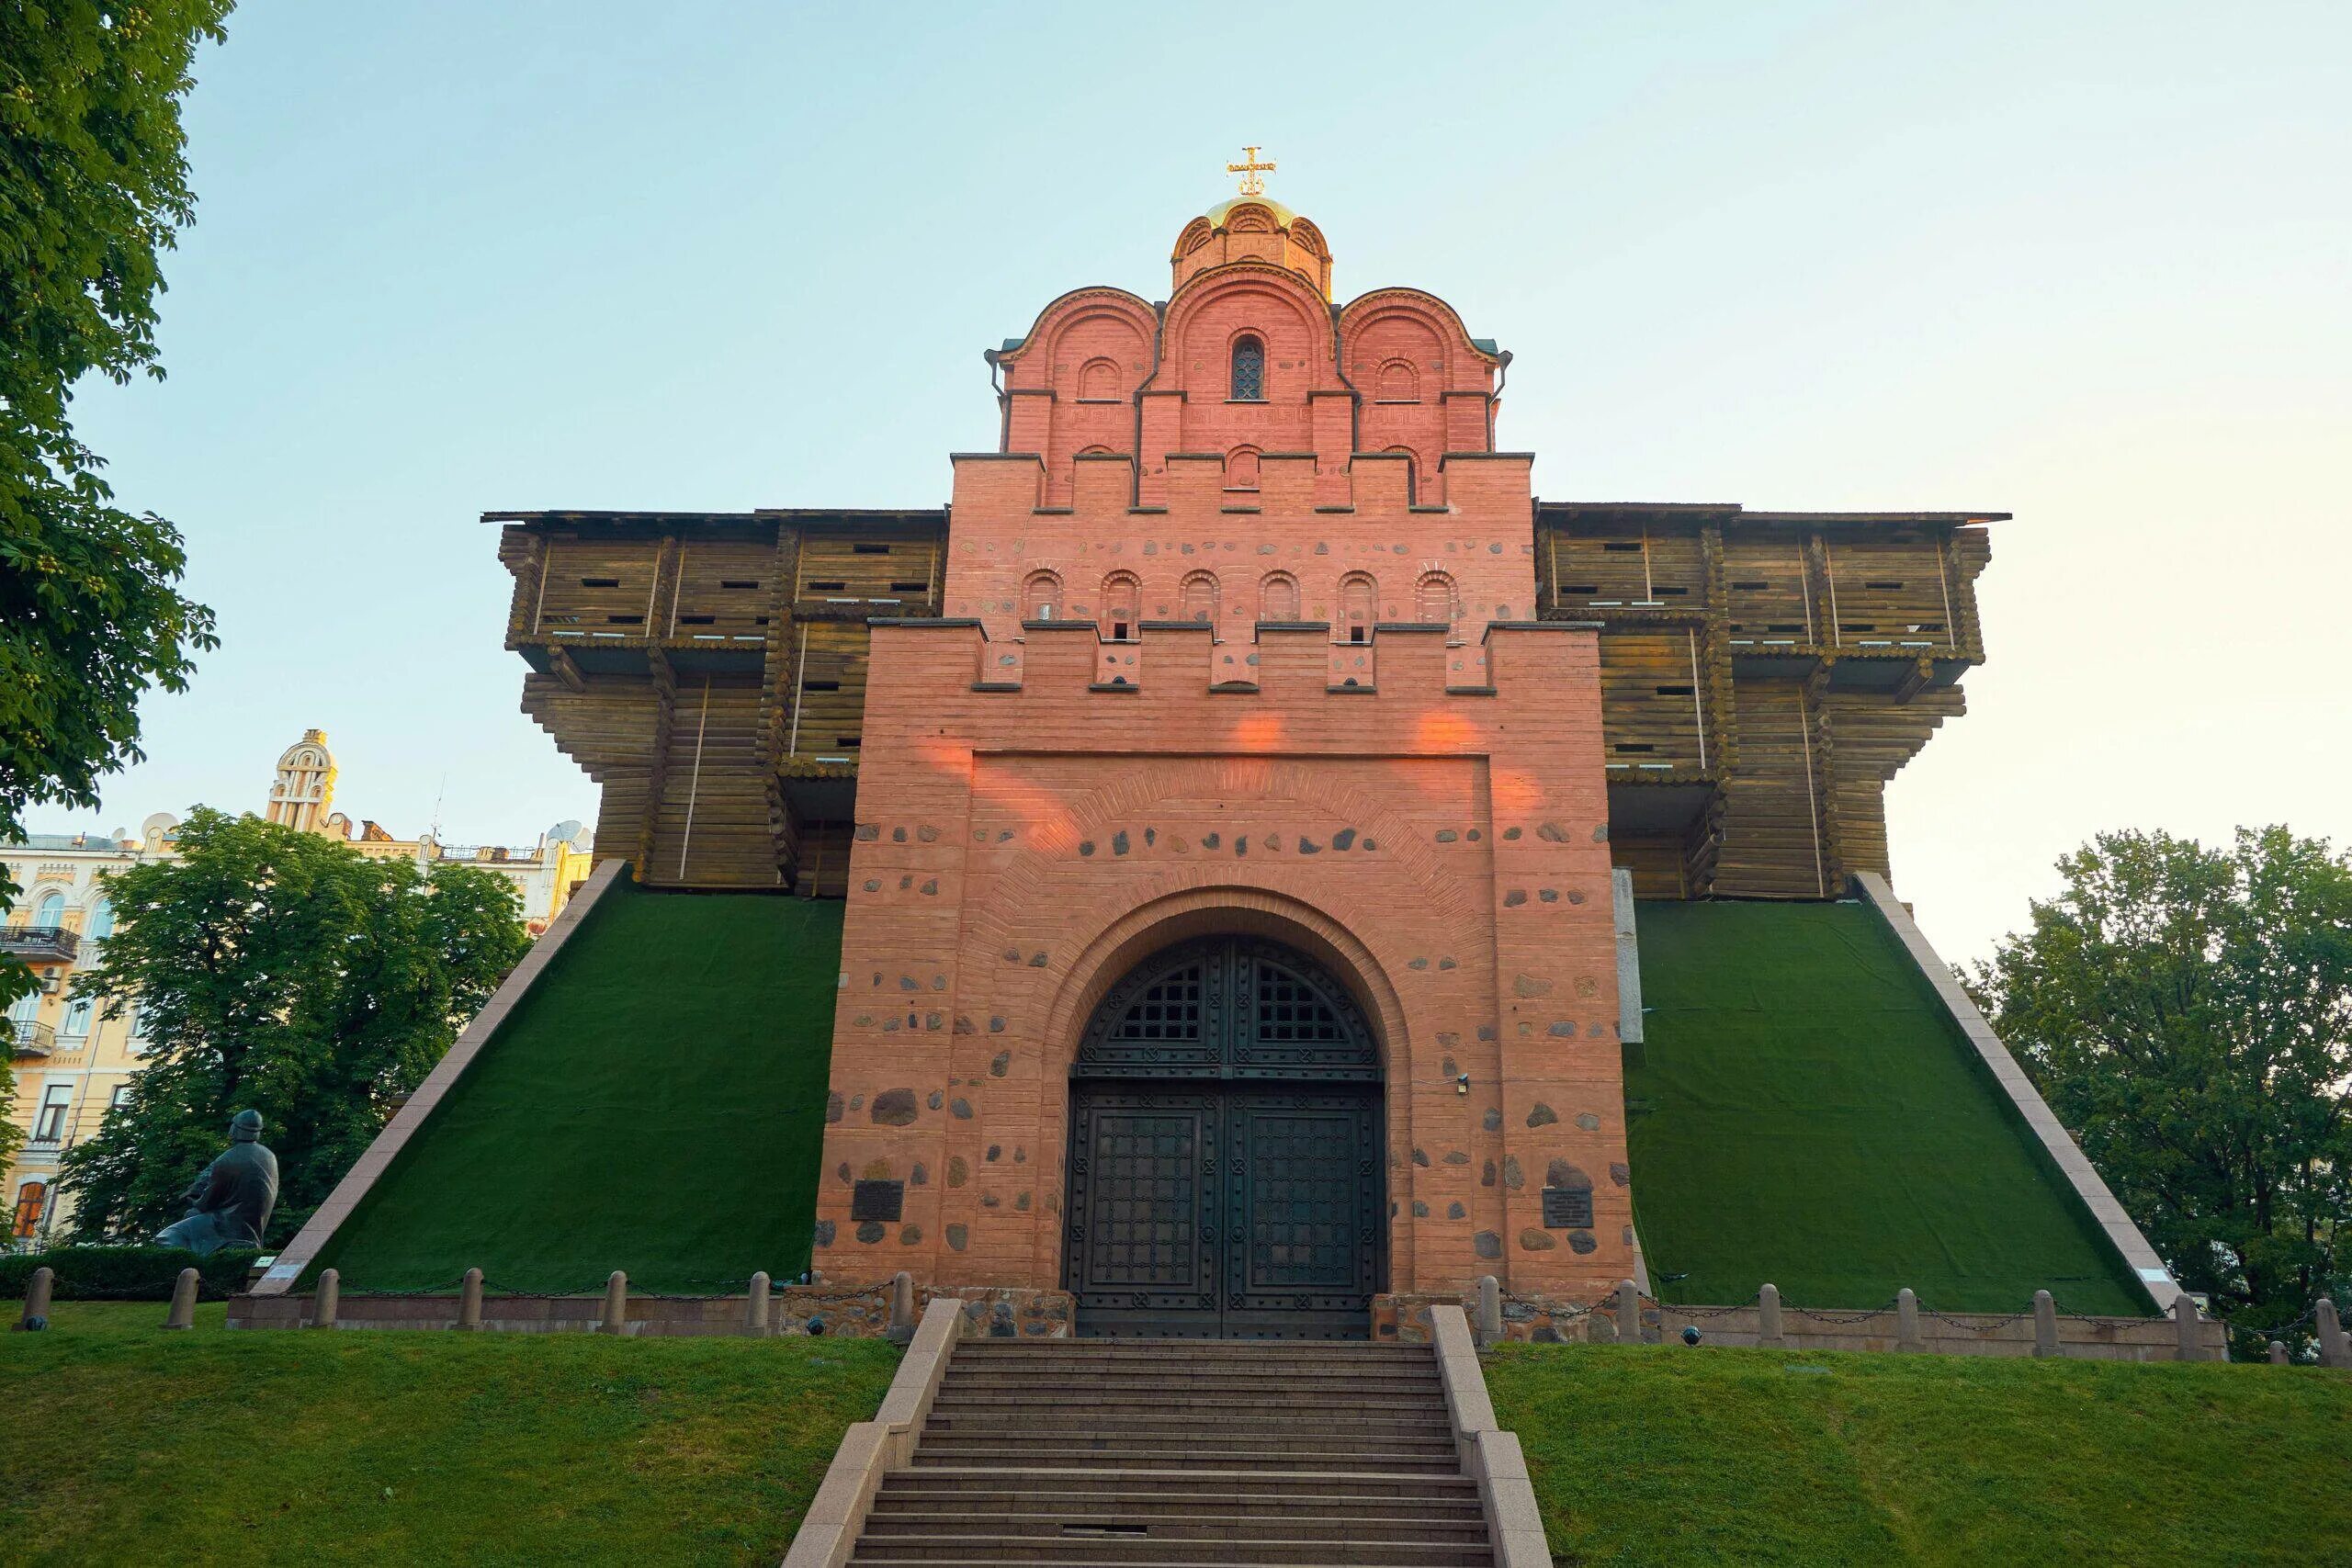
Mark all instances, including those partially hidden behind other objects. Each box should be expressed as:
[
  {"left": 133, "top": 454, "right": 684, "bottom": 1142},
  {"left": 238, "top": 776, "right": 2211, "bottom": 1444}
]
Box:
[
  {"left": 1487, "top": 1343, "right": 2350, "bottom": 1567},
  {"left": 1626, "top": 899, "right": 2148, "bottom": 1315},
  {"left": 309, "top": 882, "right": 844, "bottom": 1293},
  {"left": 0, "top": 1303, "right": 897, "bottom": 1567}
]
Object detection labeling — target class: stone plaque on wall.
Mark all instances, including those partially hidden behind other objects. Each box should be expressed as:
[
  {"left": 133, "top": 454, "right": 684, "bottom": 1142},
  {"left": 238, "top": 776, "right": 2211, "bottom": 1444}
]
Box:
[
  {"left": 851, "top": 1179, "right": 905, "bottom": 1223},
  {"left": 1541, "top": 1185, "right": 1593, "bottom": 1229}
]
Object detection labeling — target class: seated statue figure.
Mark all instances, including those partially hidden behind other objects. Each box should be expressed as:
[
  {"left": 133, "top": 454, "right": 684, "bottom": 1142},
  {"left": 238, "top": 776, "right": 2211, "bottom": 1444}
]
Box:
[{"left": 156, "top": 1109, "right": 279, "bottom": 1256}]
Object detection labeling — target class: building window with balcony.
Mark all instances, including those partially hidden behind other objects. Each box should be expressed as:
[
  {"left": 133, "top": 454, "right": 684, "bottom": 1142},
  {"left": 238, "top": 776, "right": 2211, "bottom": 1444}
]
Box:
[
  {"left": 33, "top": 890, "right": 64, "bottom": 928},
  {"left": 33, "top": 1084, "right": 72, "bottom": 1145}
]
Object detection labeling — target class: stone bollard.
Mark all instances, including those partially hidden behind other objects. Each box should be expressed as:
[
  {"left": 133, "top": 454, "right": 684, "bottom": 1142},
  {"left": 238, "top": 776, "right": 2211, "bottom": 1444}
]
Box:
[
  {"left": 888, "top": 1270, "right": 916, "bottom": 1343},
  {"left": 2317, "top": 1299, "right": 2350, "bottom": 1370},
  {"left": 1758, "top": 1283, "right": 1787, "bottom": 1349},
  {"left": 2268, "top": 1340, "right": 2289, "bottom": 1365},
  {"left": 602, "top": 1270, "right": 628, "bottom": 1336},
  {"left": 1476, "top": 1275, "right": 1502, "bottom": 1345},
  {"left": 1617, "top": 1280, "right": 1644, "bottom": 1346},
  {"left": 2031, "top": 1290, "right": 2060, "bottom": 1358},
  {"left": 458, "top": 1268, "right": 484, "bottom": 1329},
  {"left": 312, "top": 1269, "right": 340, "bottom": 1330},
  {"left": 746, "top": 1271, "right": 771, "bottom": 1337},
  {"left": 1896, "top": 1288, "right": 1925, "bottom": 1352},
  {"left": 2172, "top": 1292, "right": 2203, "bottom": 1361},
  {"left": 17, "top": 1266, "right": 55, "bottom": 1332},
  {"left": 164, "top": 1267, "right": 199, "bottom": 1330}
]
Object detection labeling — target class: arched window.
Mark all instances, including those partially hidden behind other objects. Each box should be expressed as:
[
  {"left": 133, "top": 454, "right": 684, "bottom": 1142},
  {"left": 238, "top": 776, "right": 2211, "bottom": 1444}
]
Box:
[
  {"left": 1101, "top": 573, "right": 1140, "bottom": 641},
  {"left": 1415, "top": 571, "right": 1459, "bottom": 627},
  {"left": 1376, "top": 359, "right": 1419, "bottom": 400},
  {"left": 1339, "top": 574, "right": 1377, "bottom": 644},
  {"left": 1259, "top": 571, "right": 1301, "bottom": 624},
  {"left": 1021, "top": 570, "right": 1062, "bottom": 623},
  {"left": 1078, "top": 357, "right": 1120, "bottom": 400},
  {"left": 1227, "top": 446, "right": 1261, "bottom": 491},
  {"left": 1180, "top": 571, "right": 1220, "bottom": 626},
  {"left": 1229, "top": 335, "right": 1265, "bottom": 401},
  {"left": 34, "top": 891, "right": 64, "bottom": 930},
  {"left": 84, "top": 897, "right": 113, "bottom": 953}
]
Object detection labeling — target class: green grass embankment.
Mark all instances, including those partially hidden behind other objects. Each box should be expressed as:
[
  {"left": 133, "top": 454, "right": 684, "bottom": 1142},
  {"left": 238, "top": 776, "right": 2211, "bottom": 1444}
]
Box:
[
  {"left": 1627, "top": 899, "right": 2148, "bottom": 1314},
  {"left": 0, "top": 1303, "right": 896, "bottom": 1566},
  {"left": 309, "top": 880, "right": 844, "bottom": 1293},
  {"left": 1487, "top": 1342, "right": 2349, "bottom": 1566}
]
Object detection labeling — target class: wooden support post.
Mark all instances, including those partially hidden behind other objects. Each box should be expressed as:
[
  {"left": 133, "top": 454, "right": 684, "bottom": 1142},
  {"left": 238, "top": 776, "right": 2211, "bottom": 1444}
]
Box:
[
  {"left": 17, "top": 1266, "right": 54, "bottom": 1331},
  {"left": 1476, "top": 1275, "right": 1502, "bottom": 1345},
  {"left": 164, "top": 1268, "right": 198, "bottom": 1331},
  {"left": 2031, "top": 1291, "right": 2060, "bottom": 1358},
  {"left": 602, "top": 1270, "right": 629, "bottom": 1336},
  {"left": 1896, "top": 1288, "right": 1924, "bottom": 1352},
  {"left": 312, "top": 1269, "right": 340, "bottom": 1329},
  {"left": 747, "top": 1270, "right": 771, "bottom": 1337},
  {"left": 1757, "top": 1282, "right": 1786, "bottom": 1348},
  {"left": 1617, "top": 1280, "right": 1644, "bottom": 1346},
  {"left": 2172, "top": 1293, "right": 2204, "bottom": 1362},
  {"left": 458, "top": 1267, "right": 484, "bottom": 1329}
]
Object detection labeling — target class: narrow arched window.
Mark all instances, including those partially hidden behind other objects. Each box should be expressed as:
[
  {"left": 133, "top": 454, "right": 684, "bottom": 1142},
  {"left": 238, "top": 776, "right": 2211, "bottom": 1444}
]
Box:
[
  {"left": 1227, "top": 447, "right": 1261, "bottom": 491},
  {"left": 1340, "top": 575, "right": 1376, "bottom": 644},
  {"left": 1416, "top": 571, "right": 1458, "bottom": 627},
  {"left": 1230, "top": 335, "right": 1265, "bottom": 401},
  {"left": 1101, "top": 573, "right": 1140, "bottom": 641},
  {"left": 34, "top": 891, "right": 63, "bottom": 930},
  {"left": 1021, "top": 570, "right": 1062, "bottom": 622},
  {"left": 85, "top": 897, "right": 113, "bottom": 948},
  {"left": 1078, "top": 358, "right": 1119, "bottom": 400},
  {"left": 1181, "top": 571, "right": 1220, "bottom": 625},
  {"left": 1260, "top": 572, "right": 1300, "bottom": 624}
]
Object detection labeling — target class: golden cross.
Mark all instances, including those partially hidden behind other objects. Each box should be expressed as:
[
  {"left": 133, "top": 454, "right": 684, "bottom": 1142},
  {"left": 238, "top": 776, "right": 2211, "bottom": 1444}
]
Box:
[{"left": 1227, "top": 145, "right": 1276, "bottom": 197}]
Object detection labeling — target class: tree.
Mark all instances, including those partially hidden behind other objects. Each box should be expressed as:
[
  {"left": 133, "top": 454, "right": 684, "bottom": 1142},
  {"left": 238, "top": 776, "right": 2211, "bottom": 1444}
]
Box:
[
  {"left": 55, "top": 809, "right": 531, "bottom": 1246},
  {"left": 1, "top": 2, "right": 232, "bottom": 1015},
  {"left": 1973, "top": 827, "right": 2351, "bottom": 1353}
]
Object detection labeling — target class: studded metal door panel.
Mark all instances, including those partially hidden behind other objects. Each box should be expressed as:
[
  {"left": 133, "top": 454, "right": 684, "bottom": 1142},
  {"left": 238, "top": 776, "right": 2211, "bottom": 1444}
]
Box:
[
  {"left": 1223, "top": 1091, "right": 1382, "bottom": 1338},
  {"left": 1063, "top": 1089, "right": 1221, "bottom": 1337}
]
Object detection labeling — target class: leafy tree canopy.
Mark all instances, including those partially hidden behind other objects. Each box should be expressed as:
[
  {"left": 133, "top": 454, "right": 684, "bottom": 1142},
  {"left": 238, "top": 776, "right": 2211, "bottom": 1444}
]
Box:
[
  {"left": 2, "top": 1, "right": 231, "bottom": 1010},
  {"left": 1973, "top": 827, "right": 2351, "bottom": 1352},
  {"left": 56, "top": 808, "right": 531, "bottom": 1246}
]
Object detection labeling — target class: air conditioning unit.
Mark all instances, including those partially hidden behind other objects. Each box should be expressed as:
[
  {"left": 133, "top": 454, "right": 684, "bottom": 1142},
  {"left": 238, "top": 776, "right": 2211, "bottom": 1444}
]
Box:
[{"left": 38, "top": 973, "right": 61, "bottom": 995}]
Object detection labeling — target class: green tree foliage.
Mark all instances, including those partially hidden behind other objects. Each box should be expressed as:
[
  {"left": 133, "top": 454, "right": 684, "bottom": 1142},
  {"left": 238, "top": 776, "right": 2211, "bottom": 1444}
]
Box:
[
  {"left": 1973, "top": 827, "right": 2351, "bottom": 1350},
  {"left": 55, "top": 809, "right": 531, "bottom": 1246},
  {"left": 1, "top": 2, "right": 231, "bottom": 1012}
]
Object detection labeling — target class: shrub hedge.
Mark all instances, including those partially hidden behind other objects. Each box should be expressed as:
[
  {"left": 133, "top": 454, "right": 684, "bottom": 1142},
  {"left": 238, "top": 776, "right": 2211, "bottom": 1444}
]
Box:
[{"left": 0, "top": 1246, "right": 260, "bottom": 1301}]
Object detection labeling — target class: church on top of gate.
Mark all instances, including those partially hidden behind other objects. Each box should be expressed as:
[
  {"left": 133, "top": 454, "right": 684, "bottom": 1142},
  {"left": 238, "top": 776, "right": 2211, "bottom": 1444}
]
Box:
[{"left": 256, "top": 154, "right": 2172, "bottom": 1345}]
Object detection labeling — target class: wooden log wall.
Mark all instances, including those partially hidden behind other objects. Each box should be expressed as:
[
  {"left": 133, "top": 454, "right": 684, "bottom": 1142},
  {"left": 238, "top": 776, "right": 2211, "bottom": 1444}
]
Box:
[{"left": 1540, "top": 509, "right": 1992, "bottom": 900}]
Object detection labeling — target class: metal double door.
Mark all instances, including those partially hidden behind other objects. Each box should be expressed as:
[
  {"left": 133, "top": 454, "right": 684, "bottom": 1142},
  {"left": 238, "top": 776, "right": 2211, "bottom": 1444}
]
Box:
[{"left": 1064, "top": 1082, "right": 1382, "bottom": 1339}]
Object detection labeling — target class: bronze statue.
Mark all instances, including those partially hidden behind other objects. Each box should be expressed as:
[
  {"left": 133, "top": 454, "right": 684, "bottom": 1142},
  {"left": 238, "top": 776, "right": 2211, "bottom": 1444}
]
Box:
[{"left": 156, "top": 1109, "right": 279, "bottom": 1255}]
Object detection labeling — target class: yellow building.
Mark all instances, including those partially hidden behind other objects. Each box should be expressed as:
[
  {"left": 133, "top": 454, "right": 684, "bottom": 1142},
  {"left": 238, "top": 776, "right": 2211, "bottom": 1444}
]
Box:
[{"left": 3, "top": 730, "right": 593, "bottom": 1246}]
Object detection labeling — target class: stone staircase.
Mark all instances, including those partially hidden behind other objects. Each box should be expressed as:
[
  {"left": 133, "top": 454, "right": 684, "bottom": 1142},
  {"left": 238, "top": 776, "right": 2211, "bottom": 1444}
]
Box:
[{"left": 845, "top": 1338, "right": 1494, "bottom": 1565}]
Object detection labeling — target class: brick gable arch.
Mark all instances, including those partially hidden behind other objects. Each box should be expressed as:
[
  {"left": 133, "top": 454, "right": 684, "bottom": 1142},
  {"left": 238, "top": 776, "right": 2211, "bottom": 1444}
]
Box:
[
  {"left": 1148, "top": 264, "right": 1338, "bottom": 400},
  {"left": 1336, "top": 288, "right": 1498, "bottom": 387}
]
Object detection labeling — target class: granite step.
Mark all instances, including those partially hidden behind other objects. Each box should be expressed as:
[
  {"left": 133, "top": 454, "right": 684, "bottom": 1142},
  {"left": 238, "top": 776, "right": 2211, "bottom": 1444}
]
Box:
[{"left": 877, "top": 1468, "right": 1480, "bottom": 1500}]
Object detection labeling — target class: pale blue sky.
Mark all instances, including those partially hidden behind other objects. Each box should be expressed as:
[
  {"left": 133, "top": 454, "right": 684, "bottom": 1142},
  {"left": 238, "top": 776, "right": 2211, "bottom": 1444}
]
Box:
[{"left": 49, "top": 1, "right": 2352, "bottom": 959}]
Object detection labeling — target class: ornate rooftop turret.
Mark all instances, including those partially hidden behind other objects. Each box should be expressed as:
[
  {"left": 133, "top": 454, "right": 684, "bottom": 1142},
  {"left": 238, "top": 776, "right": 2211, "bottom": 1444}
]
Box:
[{"left": 1171, "top": 194, "right": 1332, "bottom": 298}]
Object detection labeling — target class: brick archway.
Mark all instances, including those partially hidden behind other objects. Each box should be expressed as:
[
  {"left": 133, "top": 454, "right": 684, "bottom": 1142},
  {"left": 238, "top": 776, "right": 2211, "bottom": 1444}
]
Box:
[{"left": 1023, "top": 886, "right": 1417, "bottom": 1292}]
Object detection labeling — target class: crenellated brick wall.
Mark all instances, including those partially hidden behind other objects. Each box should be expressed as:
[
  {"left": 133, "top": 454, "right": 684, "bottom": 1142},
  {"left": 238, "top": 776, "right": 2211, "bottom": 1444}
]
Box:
[{"left": 814, "top": 612, "right": 1635, "bottom": 1304}]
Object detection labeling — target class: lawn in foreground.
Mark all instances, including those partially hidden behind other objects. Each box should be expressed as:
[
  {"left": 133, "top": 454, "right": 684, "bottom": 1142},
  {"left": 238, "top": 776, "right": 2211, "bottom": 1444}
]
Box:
[
  {"left": 1487, "top": 1341, "right": 2349, "bottom": 1566},
  {"left": 0, "top": 1303, "right": 897, "bottom": 1567}
]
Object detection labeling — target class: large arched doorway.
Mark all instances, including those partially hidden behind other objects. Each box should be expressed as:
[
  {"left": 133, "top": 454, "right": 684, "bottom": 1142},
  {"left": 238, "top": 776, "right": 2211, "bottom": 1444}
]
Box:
[{"left": 1061, "top": 935, "right": 1385, "bottom": 1338}]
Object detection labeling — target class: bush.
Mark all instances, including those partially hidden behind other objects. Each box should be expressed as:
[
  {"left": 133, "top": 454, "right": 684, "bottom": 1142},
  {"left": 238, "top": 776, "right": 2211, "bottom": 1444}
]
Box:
[{"left": 0, "top": 1246, "right": 259, "bottom": 1302}]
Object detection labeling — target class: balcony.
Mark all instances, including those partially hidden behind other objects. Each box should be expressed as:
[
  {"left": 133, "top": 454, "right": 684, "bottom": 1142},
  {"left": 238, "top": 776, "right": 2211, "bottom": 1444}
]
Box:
[
  {"left": 10, "top": 1019, "right": 56, "bottom": 1057},
  {"left": 1, "top": 924, "right": 78, "bottom": 963}
]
